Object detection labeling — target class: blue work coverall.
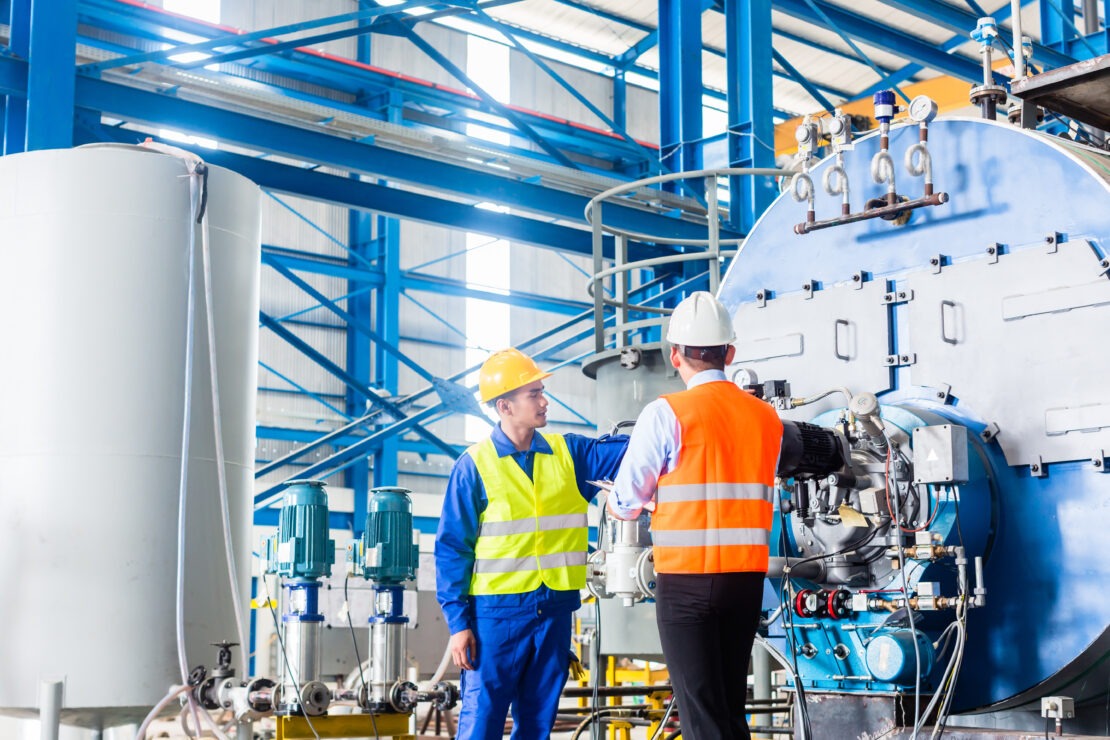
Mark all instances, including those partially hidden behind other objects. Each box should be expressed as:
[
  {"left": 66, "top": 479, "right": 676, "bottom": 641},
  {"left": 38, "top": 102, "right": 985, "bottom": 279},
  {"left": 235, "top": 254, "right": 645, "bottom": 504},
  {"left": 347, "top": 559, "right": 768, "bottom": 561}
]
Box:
[{"left": 435, "top": 424, "right": 627, "bottom": 739}]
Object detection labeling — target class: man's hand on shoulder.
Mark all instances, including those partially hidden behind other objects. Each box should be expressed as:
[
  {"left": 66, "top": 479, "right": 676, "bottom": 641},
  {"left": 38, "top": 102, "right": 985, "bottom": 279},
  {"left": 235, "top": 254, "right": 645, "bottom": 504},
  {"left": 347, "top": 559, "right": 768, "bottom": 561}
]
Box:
[{"left": 449, "top": 628, "right": 478, "bottom": 671}]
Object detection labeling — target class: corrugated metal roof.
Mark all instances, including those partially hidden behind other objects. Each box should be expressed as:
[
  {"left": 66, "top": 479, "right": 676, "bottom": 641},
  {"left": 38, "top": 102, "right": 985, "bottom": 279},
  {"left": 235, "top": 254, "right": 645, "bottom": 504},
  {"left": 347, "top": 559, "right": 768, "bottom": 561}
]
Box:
[{"left": 476, "top": 0, "right": 1046, "bottom": 118}]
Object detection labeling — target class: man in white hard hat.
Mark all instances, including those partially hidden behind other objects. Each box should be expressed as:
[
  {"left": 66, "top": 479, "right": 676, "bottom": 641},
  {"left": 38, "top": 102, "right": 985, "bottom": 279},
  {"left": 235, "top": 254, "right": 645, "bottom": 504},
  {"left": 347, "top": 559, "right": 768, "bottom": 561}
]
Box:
[
  {"left": 435, "top": 348, "right": 628, "bottom": 739},
  {"left": 609, "top": 291, "right": 784, "bottom": 740}
]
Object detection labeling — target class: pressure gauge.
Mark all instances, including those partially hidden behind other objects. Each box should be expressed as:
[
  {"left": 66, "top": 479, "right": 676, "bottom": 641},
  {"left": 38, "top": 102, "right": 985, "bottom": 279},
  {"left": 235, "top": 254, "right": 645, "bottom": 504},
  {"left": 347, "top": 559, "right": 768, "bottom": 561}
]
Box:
[{"left": 908, "top": 95, "right": 939, "bottom": 123}]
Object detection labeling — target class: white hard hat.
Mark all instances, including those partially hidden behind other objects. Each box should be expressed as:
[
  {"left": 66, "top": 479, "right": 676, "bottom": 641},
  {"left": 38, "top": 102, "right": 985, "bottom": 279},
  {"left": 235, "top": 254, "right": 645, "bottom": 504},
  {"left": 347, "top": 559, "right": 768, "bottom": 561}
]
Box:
[{"left": 665, "top": 291, "right": 736, "bottom": 346}]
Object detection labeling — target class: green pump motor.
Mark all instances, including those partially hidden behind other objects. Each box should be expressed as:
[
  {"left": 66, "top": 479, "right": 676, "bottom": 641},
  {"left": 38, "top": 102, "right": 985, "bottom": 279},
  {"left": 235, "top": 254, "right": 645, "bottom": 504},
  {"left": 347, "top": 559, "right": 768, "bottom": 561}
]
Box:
[{"left": 350, "top": 486, "right": 419, "bottom": 585}]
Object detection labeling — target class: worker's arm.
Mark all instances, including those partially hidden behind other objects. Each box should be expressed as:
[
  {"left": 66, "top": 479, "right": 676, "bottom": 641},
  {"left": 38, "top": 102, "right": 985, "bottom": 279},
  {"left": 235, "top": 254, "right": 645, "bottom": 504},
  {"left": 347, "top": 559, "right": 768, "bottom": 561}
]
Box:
[
  {"left": 434, "top": 453, "right": 484, "bottom": 641},
  {"left": 563, "top": 432, "right": 630, "bottom": 501},
  {"left": 608, "top": 399, "right": 679, "bottom": 520}
]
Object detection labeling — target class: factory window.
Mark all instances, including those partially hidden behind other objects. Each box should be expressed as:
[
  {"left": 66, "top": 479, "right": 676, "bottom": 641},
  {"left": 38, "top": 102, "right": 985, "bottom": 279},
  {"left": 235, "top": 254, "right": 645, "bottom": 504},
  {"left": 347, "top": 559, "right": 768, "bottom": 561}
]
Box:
[
  {"left": 464, "top": 37, "right": 512, "bottom": 442},
  {"left": 159, "top": 0, "right": 220, "bottom": 148},
  {"left": 162, "top": 0, "right": 219, "bottom": 22}
]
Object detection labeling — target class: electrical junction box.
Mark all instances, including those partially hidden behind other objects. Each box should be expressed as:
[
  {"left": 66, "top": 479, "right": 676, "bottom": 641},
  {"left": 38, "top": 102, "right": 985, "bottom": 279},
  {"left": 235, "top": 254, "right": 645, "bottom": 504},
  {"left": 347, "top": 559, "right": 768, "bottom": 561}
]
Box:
[
  {"left": 912, "top": 425, "right": 969, "bottom": 484},
  {"left": 1041, "top": 695, "right": 1075, "bottom": 719}
]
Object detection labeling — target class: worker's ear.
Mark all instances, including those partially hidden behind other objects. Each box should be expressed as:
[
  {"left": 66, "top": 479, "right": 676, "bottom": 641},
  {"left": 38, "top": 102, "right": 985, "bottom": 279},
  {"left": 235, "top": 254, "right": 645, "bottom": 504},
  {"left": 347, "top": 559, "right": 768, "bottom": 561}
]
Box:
[
  {"left": 725, "top": 345, "right": 736, "bottom": 365},
  {"left": 670, "top": 345, "right": 682, "bottom": 369}
]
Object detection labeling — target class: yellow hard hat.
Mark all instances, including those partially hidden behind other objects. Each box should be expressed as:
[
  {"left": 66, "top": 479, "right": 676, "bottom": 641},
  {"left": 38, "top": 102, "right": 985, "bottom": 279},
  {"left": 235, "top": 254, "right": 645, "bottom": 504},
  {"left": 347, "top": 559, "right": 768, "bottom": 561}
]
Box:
[{"left": 478, "top": 348, "right": 552, "bottom": 403}]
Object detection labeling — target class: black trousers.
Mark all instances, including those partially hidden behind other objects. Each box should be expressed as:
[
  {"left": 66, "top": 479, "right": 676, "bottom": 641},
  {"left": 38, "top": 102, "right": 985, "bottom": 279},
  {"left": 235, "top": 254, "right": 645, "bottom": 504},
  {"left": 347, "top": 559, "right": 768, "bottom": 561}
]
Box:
[{"left": 655, "top": 571, "right": 765, "bottom": 740}]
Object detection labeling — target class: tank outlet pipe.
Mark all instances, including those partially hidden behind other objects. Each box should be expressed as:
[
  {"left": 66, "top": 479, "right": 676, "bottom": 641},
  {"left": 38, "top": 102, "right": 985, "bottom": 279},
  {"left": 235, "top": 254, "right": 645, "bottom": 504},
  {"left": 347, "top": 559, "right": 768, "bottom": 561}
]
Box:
[
  {"left": 973, "top": 556, "right": 987, "bottom": 607},
  {"left": 39, "top": 680, "right": 63, "bottom": 740},
  {"left": 969, "top": 18, "right": 1008, "bottom": 120},
  {"left": 1011, "top": 0, "right": 1025, "bottom": 79}
]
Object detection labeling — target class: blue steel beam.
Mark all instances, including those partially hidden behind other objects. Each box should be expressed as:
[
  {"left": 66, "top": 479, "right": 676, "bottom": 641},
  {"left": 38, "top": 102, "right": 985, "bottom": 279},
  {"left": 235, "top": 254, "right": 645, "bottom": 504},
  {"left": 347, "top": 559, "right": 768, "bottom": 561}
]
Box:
[
  {"left": 77, "top": 0, "right": 657, "bottom": 167},
  {"left": 371, "top": 13, "right": 578, "bottom": 170},
  {"left": 77, "top": 118, "right": 625, "bottom": 257},
  {"left": 373, "top": 211, "right": 401, "bottom": 493},
  {"left": 258, "top": 311, "right": 460, "bottom": 460},
  {"left": 261, "top": 246, "right": 592, "bottom": 314},
  {"left": 25, "top": 0, "right": 76, "bottom": 150},
  {"left": 658, "top": 0, "right": 704, "bottom": 185},
  {"left": 403, "top": 272, "right": 591, "bottom": 314},
  {"left": 176, "top": 3, "right": 444, "bottom": 69},
  {"left": 255, "top": 405, "right": 446, "bottom": 508},
  {"left": 264, "top": 257, "right": 439, "bottom": 383},
  {"left": 772, "top": 48, "right": 834, "bottom": 112},
  {"left": 470, "top": 5, "right": 659, "bottom": 168},
  {"left": 726, "top": 0, "right": 776, "bottom": 234},
  {"left": 64, "top": 73, "right": 719, "bottom": 247},
  {"left": 772, "top": 0, "right": 994, "bottom": 83},
  {"left": 855, "top": 0, "right": 1030, "bottom": 99},
  {"left": 80, "top": 2, "right": 437, "bottom": 73},
  {"left": 879, "top": 0, "right": 1075, "bottom": 69},
  {"left": 3, "top": 0, "right": 28, "bottom": 155}
]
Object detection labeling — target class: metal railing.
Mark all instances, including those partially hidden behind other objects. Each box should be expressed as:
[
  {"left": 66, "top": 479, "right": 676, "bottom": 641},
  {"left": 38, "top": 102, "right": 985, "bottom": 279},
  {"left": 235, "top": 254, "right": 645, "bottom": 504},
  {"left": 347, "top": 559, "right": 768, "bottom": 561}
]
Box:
[{"left": 586, "top": 167, "right": 789, "bottom": 353}]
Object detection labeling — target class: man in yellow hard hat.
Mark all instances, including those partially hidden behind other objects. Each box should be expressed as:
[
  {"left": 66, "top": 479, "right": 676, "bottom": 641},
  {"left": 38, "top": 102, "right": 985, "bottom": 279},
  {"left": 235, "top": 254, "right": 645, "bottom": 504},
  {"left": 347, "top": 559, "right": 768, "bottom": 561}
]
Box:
[{"left": 435, "top": 348, "right": 627, "bottom": 739}]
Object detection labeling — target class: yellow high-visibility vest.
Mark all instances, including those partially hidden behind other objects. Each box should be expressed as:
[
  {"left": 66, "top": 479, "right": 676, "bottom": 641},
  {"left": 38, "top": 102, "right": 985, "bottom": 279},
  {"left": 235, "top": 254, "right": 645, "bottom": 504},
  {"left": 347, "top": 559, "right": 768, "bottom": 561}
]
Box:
[{"left": 468, "top": 433, "right": 588, "bottom": 595}]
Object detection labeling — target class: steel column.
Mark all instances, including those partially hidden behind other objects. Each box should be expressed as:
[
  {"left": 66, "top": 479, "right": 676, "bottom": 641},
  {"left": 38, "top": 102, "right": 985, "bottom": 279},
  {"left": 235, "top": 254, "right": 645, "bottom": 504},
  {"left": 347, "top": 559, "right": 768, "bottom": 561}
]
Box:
[
  {"left": 348, "top": 196, "right": 373, "bottom": 527},
  {"left": 373, "top": 188, "right": 401, "bottom": 496},
  {"left": 3, "top": 0, "right": 28, "bottom": 154},
  {"left": 658, "top": 0, "right": 704, "bottom": 191},
  {"left": 25, "top": 0, "right": 75, "bottom": 150},
  {"left": 725, "top": 0, "right": 775, "bottom": 233}
]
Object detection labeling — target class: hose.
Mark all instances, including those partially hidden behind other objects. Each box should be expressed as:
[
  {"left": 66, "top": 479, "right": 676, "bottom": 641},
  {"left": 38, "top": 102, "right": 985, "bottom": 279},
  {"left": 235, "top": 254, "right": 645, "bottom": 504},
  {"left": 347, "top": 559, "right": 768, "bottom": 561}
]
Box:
[
  {"left": 198, "top": 169, "right": 249, "bottom": 675},
  {"left": 428, "top": 642, "right": 452, "bottom": 684},
  {"left": 134, "top": 684, "right": 191, "bottom": 740},
  {"left": 173, "top": 154, "right": 204, "bottom": 736}
]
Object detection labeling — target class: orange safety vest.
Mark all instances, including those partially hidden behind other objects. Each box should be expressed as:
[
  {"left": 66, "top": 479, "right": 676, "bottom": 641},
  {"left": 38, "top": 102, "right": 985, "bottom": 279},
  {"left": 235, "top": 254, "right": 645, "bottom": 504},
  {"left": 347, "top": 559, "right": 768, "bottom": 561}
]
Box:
[{"left": 652, "top": 380, "right": 783, "bottom": 574}]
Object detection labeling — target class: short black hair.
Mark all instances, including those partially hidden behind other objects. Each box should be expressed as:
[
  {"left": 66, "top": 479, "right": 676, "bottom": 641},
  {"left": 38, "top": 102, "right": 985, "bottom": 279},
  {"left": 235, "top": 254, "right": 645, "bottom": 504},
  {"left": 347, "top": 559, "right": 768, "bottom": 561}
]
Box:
[{"left": 676, "top": 344, "right": 729, "bottom": 370}]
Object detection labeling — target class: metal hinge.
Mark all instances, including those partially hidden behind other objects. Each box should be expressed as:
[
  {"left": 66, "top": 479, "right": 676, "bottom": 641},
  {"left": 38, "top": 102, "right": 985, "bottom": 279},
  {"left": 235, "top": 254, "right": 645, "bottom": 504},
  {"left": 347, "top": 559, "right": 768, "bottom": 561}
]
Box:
[
  {"left": 883, "top": 353, "right": 916, "bottom": 367},
  {"left": 882, "top": 289, "right": 914, "bottom": 305}
]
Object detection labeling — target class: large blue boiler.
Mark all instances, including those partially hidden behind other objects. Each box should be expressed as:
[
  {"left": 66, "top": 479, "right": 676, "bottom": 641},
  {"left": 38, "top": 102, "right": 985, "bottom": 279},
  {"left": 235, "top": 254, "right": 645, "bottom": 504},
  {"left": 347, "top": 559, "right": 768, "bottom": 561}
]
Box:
[{"left": 716, "top": 114, "right": 1110, "bottom": 734}]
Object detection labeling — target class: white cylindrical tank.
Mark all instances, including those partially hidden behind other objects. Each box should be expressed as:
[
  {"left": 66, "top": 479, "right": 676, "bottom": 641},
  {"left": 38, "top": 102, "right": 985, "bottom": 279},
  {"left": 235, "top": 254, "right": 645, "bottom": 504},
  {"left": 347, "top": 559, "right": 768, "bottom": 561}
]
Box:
[{"left": 0, "top": 145, "right": 261, "bottom": 729}]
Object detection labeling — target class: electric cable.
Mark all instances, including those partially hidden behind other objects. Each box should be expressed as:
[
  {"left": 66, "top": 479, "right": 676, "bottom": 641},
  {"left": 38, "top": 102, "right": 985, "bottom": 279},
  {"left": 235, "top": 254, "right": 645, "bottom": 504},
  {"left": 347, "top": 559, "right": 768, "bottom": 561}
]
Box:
[
  {"left": 592, "top": 595, "right": 603, "bottom": 740},
  {"left": 886, "top": 441, "right": 923, "bottom": 740},
  {"left": 344, "top": 574, "right": 380, "bottom": 740},
  {"left": 261, "top": 574, "right": 322, "bottom": 740},
  {"left": 776, "top": 501, "right": 813, "bottom": 740}
]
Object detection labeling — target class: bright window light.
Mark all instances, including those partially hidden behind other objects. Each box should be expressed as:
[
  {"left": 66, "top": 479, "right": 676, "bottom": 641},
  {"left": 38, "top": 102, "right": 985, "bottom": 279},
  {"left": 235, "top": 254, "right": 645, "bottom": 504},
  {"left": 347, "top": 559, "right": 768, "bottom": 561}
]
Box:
[
  {"left": 162, "top": 0, "right": 219, "bottom": 67},
  {"left": 162, "top": 0, "right": 220, "bottom": 23},
  {"left": 464, "top": 37, "right": 513, "bottom": 441},
  {"left": 157, "top": 128, "right": 219, "bottom": 150}
]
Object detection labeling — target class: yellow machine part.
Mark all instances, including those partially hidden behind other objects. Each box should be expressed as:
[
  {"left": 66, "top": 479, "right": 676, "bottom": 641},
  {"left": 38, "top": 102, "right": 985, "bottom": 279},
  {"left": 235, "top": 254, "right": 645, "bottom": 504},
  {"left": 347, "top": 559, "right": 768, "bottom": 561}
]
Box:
[{"left": 275, "top": 713, "right": 413, "bottom": 739}]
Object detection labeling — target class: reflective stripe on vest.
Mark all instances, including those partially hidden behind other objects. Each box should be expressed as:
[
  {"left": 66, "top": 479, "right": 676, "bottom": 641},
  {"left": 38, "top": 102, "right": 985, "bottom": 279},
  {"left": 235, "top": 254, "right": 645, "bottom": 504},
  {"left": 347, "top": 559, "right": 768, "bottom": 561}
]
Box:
[
  {"left": 652, "top": 381, "right": 783, "bottom": 574},
  {"left": 468, "top": 433, "right": 588, "bottom": 595}
]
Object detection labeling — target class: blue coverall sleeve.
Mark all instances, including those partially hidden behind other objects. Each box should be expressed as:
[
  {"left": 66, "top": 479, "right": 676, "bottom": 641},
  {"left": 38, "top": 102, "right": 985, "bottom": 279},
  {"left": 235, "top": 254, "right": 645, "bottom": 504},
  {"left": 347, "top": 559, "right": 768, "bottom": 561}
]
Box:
[
  {"left": 435, "top": 453, "right": 485, "bottom": 635},
  {"left": 563, "top": 433, "right": 630, "bottom": 502}
]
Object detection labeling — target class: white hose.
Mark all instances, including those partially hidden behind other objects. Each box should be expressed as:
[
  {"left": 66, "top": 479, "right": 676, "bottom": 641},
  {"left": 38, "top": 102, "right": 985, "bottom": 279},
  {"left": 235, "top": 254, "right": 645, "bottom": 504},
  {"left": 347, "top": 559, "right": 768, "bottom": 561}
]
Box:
[
  {"left": 134, "top": 684, "right": 191, "bottom": 740},
  {"left": 174, "top": 156, "right": 204, "bottom": 735},
  {"left": 428, "top": 642, "right": 452, "bottom": 684},
  {"left": 790, "top": 171, "right": 814, "bottom": 207},
  {"left": 904, "top": 143, "right": 932, "bottom": 187},
  {"left": 199, "top": 173, "right": 249, "bottom": 675},
  {"left": 822, "top": 162, "right": 850, "bottom": 207},
  {"left": 871, "top": 151, "right": 896, "bottom": 196}
]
